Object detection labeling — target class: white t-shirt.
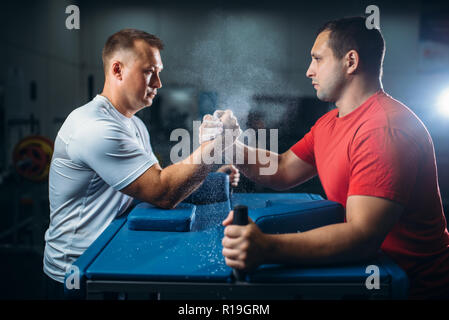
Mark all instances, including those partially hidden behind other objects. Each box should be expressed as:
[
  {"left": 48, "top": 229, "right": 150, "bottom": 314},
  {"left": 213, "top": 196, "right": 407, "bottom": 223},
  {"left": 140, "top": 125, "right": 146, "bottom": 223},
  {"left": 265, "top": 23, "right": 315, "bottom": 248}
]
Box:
[{"left": 43, "top": 95, "right": 158, "bottom": 283}]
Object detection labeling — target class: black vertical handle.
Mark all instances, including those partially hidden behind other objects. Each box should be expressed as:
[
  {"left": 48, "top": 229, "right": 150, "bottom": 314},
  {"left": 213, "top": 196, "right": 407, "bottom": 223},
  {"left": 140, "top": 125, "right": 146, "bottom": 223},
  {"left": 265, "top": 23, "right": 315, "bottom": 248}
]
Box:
[
  {"left": 233, "top": 205, "right": 248, "bottom": 226},
  {"left": 232, "top": 205, "right": 248, "bottom": 281}
]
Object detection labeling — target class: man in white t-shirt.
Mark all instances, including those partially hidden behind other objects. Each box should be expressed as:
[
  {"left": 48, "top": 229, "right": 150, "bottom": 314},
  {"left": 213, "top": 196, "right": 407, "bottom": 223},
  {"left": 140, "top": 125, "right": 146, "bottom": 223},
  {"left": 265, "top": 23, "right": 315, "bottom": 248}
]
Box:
[{"left": 43, "top": 29, "right": 240, "bottom": 298}]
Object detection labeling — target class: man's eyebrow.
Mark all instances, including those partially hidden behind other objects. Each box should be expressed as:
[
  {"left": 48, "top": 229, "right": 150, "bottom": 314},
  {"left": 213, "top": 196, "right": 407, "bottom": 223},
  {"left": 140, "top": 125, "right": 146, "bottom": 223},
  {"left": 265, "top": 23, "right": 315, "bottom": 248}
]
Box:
[
  {"left": 145, "top": 64, "right": 164, "bottom": 71},
  {"left": 311, "top": 52, "right": 322, "bottom": 58}
]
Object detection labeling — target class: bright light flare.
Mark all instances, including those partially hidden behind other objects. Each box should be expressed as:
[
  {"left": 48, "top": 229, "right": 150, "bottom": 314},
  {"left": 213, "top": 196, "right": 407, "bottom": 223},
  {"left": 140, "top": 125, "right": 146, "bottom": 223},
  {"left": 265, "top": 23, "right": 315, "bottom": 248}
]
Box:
[{"left": 437, "top": 88, "right": 449, "bottom": 117}]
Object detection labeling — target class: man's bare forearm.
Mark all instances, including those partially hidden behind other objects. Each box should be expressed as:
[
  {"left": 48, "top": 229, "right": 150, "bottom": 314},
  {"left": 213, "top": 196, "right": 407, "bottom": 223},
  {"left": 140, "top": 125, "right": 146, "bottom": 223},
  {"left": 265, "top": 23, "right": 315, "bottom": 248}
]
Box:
[
  {"left": 264, "top": 222, "right": 378, "bottom": 266},
  {"left": 231, "top": 141, "right": 284, "bottom": 189},
  {"left": 157, "top": 140, "right": 220, "bottom": 208}
]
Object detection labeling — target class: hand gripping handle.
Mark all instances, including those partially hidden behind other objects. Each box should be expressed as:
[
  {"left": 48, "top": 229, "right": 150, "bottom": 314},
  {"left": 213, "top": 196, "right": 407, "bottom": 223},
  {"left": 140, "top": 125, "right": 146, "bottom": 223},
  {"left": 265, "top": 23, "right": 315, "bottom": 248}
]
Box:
[{"left": 232, "top": 205, "right": 248, "bottom": 281}]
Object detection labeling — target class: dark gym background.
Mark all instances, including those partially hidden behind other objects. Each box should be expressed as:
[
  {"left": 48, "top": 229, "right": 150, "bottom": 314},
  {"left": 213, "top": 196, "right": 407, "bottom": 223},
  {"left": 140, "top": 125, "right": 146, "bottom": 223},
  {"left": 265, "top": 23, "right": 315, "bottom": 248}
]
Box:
[{"left": 0, "top": 0, "right": 448, "bottom": 299}]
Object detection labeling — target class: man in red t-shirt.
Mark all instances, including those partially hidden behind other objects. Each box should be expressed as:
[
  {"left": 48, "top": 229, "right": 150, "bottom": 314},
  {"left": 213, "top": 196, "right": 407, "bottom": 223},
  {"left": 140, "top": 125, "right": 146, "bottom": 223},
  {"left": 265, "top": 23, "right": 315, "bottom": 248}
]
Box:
[{"left": 216, "top": 17, "right": 449, "bottom": 299}]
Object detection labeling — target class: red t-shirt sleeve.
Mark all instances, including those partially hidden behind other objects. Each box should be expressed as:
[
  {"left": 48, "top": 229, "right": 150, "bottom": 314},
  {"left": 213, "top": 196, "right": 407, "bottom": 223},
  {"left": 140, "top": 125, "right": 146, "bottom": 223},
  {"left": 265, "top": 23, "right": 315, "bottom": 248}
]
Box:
[
  {"left": 290, "top": 129, "right": 316, "bottom": 167},
  {"left": 348, "top": 127, "right": 420, "bottom": 205}
]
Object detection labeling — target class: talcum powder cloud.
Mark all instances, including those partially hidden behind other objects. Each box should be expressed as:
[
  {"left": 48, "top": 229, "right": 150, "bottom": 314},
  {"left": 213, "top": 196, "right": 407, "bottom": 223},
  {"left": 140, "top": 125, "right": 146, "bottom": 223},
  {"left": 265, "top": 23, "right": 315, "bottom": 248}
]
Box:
[{"left": 189, "top": 10, "right": 292, "bottom": 127}]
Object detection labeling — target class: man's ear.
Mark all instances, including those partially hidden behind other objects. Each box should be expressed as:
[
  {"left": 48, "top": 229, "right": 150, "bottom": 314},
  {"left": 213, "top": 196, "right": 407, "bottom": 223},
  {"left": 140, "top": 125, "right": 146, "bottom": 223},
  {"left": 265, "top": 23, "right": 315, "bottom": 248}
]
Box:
[
  {"left": 110, "top": 61, "right": 123, "bottom": 80},
  {"left": 345, "top": 50, "right": 360, "bottom": 75}
]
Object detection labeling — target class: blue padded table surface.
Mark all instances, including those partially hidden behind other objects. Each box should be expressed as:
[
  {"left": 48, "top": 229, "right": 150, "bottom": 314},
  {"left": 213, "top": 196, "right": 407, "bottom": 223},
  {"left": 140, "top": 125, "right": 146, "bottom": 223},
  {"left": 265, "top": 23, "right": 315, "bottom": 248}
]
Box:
[
  {"left": 249, "top": 261, "right": 389, "bottom": 283},
  {"left": 231, "top": 193, "right": 323, "bottom": 209},
  {"left": 84, "top": 193, "right": 336, "bottom": 282},
  {"left": 69, "top": 190, "right": 408, "bottom": 299},
  {"left": 128, "top": 202, "right": 196, "bottom": 232},
  {"left": 86, "top": 225, "right": 231, "bottom": 282}
]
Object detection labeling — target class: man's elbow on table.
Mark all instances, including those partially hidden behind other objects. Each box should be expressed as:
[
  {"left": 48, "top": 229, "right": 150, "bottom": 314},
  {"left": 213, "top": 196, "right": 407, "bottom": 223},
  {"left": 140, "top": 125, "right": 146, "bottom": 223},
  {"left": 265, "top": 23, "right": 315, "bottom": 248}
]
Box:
[
  {"left": 350, "top": 232, "right": 384, "bottom": 262},
  {"left": 120, "top": 164, "right": 180, "bottom": 209},
  {"left": 152, "top": 198, "right": 178, "bottom": 210},
  {"left": 345, "top": 195, "right": 404, "bottom": 262},
  {"left": 123, "top": 182, "right": 178, "bottom": 209}
]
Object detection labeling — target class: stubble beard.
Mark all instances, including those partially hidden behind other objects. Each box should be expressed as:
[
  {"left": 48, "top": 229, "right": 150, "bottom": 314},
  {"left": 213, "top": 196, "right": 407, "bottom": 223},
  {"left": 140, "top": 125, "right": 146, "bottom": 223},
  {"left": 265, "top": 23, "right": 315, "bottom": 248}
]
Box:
[{"left": 316, "top": 68, "right": 346, "bottom": 103}]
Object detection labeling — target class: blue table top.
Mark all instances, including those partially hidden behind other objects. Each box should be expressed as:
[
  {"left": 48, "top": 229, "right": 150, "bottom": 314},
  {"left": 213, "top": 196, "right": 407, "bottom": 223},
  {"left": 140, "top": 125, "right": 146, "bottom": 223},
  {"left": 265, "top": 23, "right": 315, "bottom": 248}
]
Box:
[
  {"left": 84, "top": 193, "right": 331, "bottom": 282},
  {"left": 65, "top": 173, "right": 409, "bottom": 300},
  {"left": 231, "top": 192, "right": 323, "bottom": 209},
  {"left": 66, "top": 173, "right": 408, "bottom": 299},
  {"left": 81, "top": 193, "right": 407, "bottom": 295},
  {"left": 86, "top": 225, "right": 232, "bottom": 282}
]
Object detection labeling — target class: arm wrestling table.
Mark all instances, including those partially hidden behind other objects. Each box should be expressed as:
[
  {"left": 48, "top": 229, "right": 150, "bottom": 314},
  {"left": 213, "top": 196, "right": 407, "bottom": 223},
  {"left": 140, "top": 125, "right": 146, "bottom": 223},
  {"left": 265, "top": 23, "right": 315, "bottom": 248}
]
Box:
[{"left": 65, "top": 173, "right": 409, "bottom": 300}]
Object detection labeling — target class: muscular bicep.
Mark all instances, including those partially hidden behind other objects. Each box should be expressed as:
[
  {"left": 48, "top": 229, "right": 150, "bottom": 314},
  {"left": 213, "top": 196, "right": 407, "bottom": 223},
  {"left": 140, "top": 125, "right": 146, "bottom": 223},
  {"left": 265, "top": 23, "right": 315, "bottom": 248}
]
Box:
[
  {"left": 120, "top": 162, "right": 171, "bottom": 208},
  {"left": 274, "top": 150, "right": 317, "bottom": 190},
  {"left": 346, "top": 195, "right": 403, "bottom": 254}
]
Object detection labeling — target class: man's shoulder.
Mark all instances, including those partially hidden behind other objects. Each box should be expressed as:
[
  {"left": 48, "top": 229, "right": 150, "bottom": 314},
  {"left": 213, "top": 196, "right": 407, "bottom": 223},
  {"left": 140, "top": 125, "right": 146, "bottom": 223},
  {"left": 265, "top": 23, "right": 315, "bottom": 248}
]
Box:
[
  {"left": 313, "top": 108, "right": 339, "bottom": 129},
  {"left": 360, "top": 92, "right": 427, "bottom": 136},
  {"left": 60, "top": 97, "right": 124, "bottom": 139},
  {"left": 131, "top": 114, "right": 146, "bottom": 129},
  {"left": 351, "top": 93, "right": 431, "bottom": 151},
  {"left": 68, "top": 97, "right": 115, "bottom": 122}
]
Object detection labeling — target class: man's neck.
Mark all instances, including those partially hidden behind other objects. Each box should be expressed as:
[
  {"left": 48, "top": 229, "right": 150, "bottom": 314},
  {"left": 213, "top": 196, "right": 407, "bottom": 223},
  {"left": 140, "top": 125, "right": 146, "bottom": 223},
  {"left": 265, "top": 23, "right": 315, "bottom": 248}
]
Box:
[
  {"left": 335, "top": 76, "right": 383, "bottom": 118},
  {"left": 100, "top": 86, "right": 134, "bottom": 118}
]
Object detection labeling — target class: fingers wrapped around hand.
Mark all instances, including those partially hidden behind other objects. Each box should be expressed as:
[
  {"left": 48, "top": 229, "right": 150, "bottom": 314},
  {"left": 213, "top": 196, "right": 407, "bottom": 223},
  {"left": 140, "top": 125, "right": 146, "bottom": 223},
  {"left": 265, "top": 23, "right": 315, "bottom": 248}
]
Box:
[{"left": 199, "top": 114, "right": 223, "bottom": 144}]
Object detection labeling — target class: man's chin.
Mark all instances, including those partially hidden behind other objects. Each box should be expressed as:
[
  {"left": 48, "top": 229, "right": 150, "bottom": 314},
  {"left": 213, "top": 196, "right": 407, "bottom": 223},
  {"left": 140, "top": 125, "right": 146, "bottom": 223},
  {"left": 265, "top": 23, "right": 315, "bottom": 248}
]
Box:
[
  {"left": 316, "top": 92, "right": 325, "bottom": 101},
  {"left": 316, "top": 91, "right": 332, "bottom": 103},
  {"left": 143, "top": 97, "right": 153, "bottom": 107}
]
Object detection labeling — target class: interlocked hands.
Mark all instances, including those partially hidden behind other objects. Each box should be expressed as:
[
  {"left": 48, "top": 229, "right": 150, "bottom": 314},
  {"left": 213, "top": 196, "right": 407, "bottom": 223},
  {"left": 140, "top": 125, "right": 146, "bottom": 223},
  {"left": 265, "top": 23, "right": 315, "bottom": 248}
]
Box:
[{"left": 199, "top": 110, "right": 242, "bottom": 150}]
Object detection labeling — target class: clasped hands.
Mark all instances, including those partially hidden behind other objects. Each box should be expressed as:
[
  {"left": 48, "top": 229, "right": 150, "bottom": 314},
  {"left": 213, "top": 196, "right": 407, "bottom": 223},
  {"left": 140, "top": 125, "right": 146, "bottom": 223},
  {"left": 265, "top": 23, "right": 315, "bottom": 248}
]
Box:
[
  {"left": 200, "top": 110, "right": 267, "bottom": 272},
  {"left": 199, "top": 110, "right": 242, "bottom": 149}
]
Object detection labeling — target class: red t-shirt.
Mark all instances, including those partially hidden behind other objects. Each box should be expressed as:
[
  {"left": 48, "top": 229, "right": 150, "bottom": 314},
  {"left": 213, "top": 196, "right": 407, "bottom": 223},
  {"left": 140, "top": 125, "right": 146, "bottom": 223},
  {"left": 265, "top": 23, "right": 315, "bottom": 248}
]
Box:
[{"left": 291, "top": 90, "right": 449, "bottom": 299}]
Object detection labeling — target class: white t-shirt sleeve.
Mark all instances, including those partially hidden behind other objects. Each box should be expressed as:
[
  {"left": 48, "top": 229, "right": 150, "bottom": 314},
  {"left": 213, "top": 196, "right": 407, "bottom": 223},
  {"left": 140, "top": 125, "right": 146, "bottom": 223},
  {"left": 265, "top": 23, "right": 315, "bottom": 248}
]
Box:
[{"left": 68, "top": 118, "right": 158, "bottom": 191}]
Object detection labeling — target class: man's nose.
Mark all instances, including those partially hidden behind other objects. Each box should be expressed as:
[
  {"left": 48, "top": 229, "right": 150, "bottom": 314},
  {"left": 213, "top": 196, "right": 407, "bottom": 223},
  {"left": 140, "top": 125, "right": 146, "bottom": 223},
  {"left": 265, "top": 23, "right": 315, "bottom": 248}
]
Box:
[
  {"left": 150, "top": 74, "right": 162, "bottom": 89},
  {"left": 306, "top": 61, "right": 314, "bottom": 79}
]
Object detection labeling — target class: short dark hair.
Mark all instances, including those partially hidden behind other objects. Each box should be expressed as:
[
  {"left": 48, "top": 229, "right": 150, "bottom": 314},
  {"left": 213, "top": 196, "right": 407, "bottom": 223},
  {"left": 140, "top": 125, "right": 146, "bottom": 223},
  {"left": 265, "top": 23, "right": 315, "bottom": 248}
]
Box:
[
  {"left": 317, "top": 16, "right": 385, "bottom": 78},
  {"left": 102, "top": 29, "right": 164, "bottom": 72}
]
